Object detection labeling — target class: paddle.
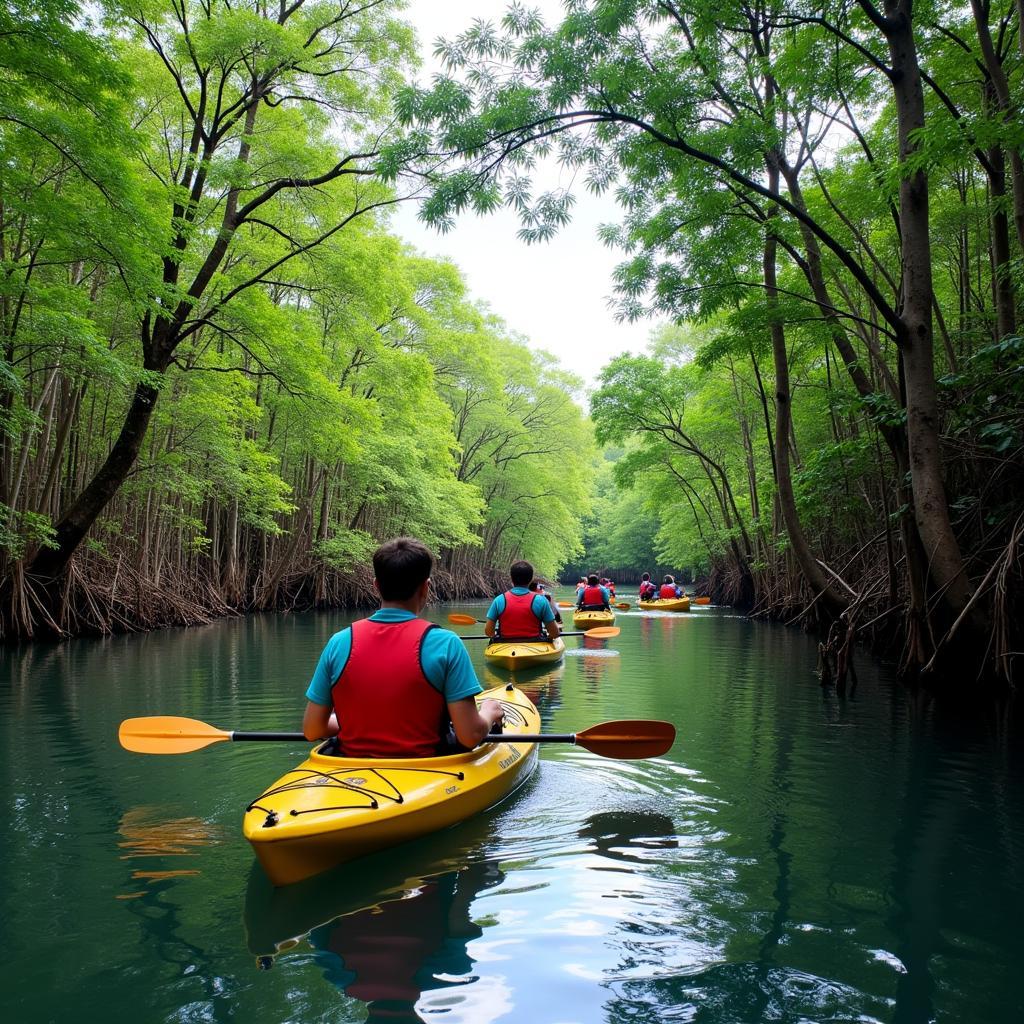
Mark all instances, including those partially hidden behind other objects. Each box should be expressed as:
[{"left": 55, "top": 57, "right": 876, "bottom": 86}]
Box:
[
  {"left": 445, "top": 614, "right": 618, "bottom": 640},
  {"left": 457, "top": 627, "right": 619, "bottom": 640},
  {"left": 614, "top": 601, "right": 631, "bottom": 610},
  {"left": 119, "top": 716, "right": 676, "bottom": 760}
]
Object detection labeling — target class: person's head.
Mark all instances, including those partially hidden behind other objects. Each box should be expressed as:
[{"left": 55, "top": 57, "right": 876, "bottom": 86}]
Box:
[
  {"left": 663, "top": 574, "right": 674, "bottom": 584},
  {"left": 372, "top": 537, "right": 433, "bottom": 602},
  {"left": 642, "top": 572, "right": 650, "bottom": 581},
  {"left": 527, "top": 579, "right": 538, "bottom": 591},
  {"left": 510, "top": 560, "right": 534, "bottom": 587},
  {"left": 588, "top": 574, "right": 599, "bottom": 586}
]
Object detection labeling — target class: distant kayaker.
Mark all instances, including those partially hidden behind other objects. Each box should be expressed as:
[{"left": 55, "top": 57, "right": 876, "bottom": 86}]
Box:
[
  {"left": 485, "top": 561, "right": 561, "bottom": 641},
  {"left": 659, "top": 575, "right": 683, "bottom": 599},
  {"left": 577, "top": 574, "right": 612, "bottom": 611},
  {"left": 575, "top": 576, "right": 587, "bottom": 600},
  {"left": 530, "top": 579, "right": 562, "bottom": 623},
  {"left": 302, "top": 537, "right": 505, "bottom": 755},
  {"left": 639, "top": 573, "right": 657, "bottom": 601}
]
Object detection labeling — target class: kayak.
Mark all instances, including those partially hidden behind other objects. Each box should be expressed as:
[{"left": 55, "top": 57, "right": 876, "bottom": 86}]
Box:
[
  {"left": 573, "top": 609, "right": 615, "bottom": 629},
  {"left": 638, "top": 596, "right": 691, "bottom": 612},
  {"left": 243, "top": 684, "right": 540, "bottom": 886},
  {"left": 485, "top": 636, "right": 565, "bottom": 670}
]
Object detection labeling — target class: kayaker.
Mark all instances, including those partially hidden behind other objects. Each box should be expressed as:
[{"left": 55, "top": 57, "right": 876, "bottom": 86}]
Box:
[
  {"left": 659, "top": 574, "right": 683, "bottom": 599},
  {"left": 577, "top": 574, "right": 611, "bottom": 611},
  {"left": 302, "top": 537, "right": 505, "bottom": 755},
  {"left": 575, "top": 576, "right": 587, "bottom": 600},
  {"left": 530, "top": 579, "right": 562, "bottom": 623},
  {"left": 639, "top": 573, "right": 657, "bottom": 601},
  {"left": 485, "top": 560, "right": 561, "bottom": 641}
]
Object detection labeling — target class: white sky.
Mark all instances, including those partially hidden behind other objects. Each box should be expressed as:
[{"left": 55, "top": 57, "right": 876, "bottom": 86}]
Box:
[{"left": 389, "top": 0, "right": 665, "bottom": 392}]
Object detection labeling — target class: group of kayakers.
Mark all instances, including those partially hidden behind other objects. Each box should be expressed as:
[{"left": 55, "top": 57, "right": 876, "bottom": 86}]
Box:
[{"left": 301, "top": 536, "right": 688, "bottom": 764}]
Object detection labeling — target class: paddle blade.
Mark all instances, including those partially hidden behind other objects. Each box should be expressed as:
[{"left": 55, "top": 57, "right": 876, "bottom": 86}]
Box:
[
  {"left": 582, "top": 626, "right": 620, "bottom": 638},
  {"left": 615, "top": 602, "right": 632, "bottom": 610},
  {"left": 447, "top": 613, "right": 480, "bottom": 625},
  {"left": 694, "top": 597, "right": 711, "bottom": 605},
  {"left": 575, "top": 720, "right": 676, "bottom": 760},
  {"left": 119, "top": 716, "right": 232, "bottom": 755},
  {"left": 557, "top": 601, "right": 575, "bottom": 608}
]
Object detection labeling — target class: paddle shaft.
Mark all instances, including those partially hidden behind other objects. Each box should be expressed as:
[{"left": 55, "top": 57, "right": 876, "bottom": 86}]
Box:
[
  {"left": 207, "top": 730, "right": 577, "bottom": 744},
  {"left": 233, "top": 731, "right": 306, "bottom": 741},
  {"left": 462, "top": 630, "right": 601, "bottom": 640}
]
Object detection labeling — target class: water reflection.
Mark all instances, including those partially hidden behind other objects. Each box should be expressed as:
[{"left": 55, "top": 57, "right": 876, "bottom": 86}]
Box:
[
  {"left": 117, "top": 806, "right": 223, "bottom": 896},
  {"left": 481, "top": 662, "right": 562, "bottom": 714},
  {"left": 244, "top": 818, "right": 508, "bottom": 1023}
]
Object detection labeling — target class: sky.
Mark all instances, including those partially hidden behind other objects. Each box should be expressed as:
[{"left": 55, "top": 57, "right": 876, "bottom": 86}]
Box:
[{"left": 388, "top": 0, "right": 665, "bottom": 392}]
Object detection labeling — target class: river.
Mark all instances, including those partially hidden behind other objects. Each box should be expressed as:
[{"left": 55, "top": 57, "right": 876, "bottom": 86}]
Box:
[{"left": 1, "top": 594, "right": 1022, "bottom": 1023}]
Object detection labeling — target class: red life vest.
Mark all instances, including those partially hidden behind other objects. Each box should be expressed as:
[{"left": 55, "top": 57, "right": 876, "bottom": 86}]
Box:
[
  {"left": 639, "top": 581, "right": 656, "bottom": 599},
  {"left": 498, "top": 590, "right": 543, "bottom": 637},
  {"left": 659, "top": 583, "right": 678, "bottom": 599},
  {"left": 331, "top": 617, "right": 447, "bottom": 758},
  {"left": 580, "top": 584, "right": 607, "bottom": 608}
]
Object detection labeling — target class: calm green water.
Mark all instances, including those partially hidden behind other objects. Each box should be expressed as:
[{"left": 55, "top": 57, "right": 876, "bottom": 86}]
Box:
[{"left": 2, "top": 595, "right": 1022, "bottom": 1023}]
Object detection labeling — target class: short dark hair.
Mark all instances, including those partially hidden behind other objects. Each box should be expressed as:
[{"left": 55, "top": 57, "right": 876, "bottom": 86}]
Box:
[
  {"left": 510, "top": 560, "right": 533, "bottom": 587},
  {"left": 641, "top": 572, "right": 650, "bottom": 581},
  {"left": 663, "top": 574, "right": 673, "bottom": 583},
  {"left": 588, "top": 574, "right": 599, "bottom": 585},
  {"left": 373, "top": 537, "right": 433, "bottom": 600}
]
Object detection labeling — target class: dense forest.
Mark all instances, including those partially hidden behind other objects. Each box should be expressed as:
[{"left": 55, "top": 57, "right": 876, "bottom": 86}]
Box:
[
  {"left": 3, "top": 1, "right": 1023, "bottom": 687},
  {"left": 0, "top": 0, "right": 594, "bottom": 638},
  {"left": 403, "top": 0, "right": 1024, "bottom": 685}
]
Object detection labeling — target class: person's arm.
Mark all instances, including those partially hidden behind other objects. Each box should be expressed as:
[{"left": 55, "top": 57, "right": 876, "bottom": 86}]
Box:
[
  {"left": 484, "top": 595, "right": 501, "bottom": 637},
  {"left": 449, "top": 696, "right": 504, "bottom": 748},
  {"left": 303, "top": 630, "right": 347, "bottom": 739},
  {"left": 303, "top": 701, "right": 338, "bottom": 740}
]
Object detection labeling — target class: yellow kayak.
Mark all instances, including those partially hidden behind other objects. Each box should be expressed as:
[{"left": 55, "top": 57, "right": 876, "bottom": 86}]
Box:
[
  {"left": 573, "top": 609, "right": 615, "bottom": 629},
  {"left": 638, "top": 597, "right": 691, "bottom": 612},
  {"left": 243, "top": 685, "right": 540, "bottom": 886},
  {"left": 485, "top": 636, "right": 565, "bottom": 670}
]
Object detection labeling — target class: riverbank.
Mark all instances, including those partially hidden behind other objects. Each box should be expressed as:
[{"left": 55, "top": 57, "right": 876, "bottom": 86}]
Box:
[{"left": 1, "top": 554, "right": 509, "bottom": 642}]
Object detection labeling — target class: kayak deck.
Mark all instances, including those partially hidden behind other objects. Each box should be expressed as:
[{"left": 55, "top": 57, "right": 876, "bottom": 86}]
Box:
[
  {"left": 638, "top": 597, "right": 691, "bottom": 612},
  {"left": 573, "top": 609, "right": 615, "bottom": 629},
  {"left": 243, "top": 685, "right": 540, "bottom": 886},
  {"left": 485, "top": 636, "right": 565, "bottom": 670}
]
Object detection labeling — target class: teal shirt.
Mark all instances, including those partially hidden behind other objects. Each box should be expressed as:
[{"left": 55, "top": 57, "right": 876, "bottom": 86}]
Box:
[
  {"left": 305, "top": 609, "right": 482, "bottom": 707},
  {"left": 485, "top": 587, "right": 556, "bottom": 625}
]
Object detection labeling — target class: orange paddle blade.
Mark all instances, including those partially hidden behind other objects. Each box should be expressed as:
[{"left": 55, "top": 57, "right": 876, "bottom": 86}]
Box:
[
  {"left": 615, "top": 602, "right": 631, "bottom": 610},
  {"left": 557, "top": 601, "right": 575, "bottom": 608},
  {"left": 447, "top": 613, "right": 480, "bottom": 625},
  {"left": 694, "top": 596, "right": 711, "bottom": 605},
  {"left": 119, "top": 716, "right": 232, "bottom": 754},
  {"left": 582, "top": 626, "right": 620, "bottom": 638},
  {"left": 575, "top": 720, "right": 676, "bottom": 760}
]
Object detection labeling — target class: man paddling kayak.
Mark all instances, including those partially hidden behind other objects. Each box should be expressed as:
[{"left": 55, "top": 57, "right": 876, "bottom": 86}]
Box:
[
  {"left": 577, "top": 574, "right": 612, "bottom": 611},
  {"left": 302, "top": 537, "right": 504, "bottom": 755},
  {"left": 484, "top": 560, "right": 561, "bottom": 641}
]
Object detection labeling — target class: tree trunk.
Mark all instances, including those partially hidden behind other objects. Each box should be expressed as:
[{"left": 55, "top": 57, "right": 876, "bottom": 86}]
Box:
[
  {"left": 764, "top": 184, "right": 848, "bottom": 620},
  {"left": 27, "top": 375, "right": 162, "bottom": 580},
  {"left": 883, "top": 2, "right": 976, "bottom": 623}
]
